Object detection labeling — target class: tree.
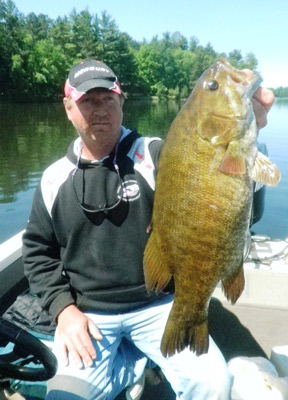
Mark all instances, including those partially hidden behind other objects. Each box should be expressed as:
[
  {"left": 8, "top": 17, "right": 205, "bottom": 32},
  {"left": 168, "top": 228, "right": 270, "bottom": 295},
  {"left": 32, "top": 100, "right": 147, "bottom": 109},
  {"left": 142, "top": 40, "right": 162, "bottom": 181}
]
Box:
[
  {"left": 10, "top": 36, "right": 69, "bottom": 100},
  {"left": 273, "top": 87, "right": 288, "bottom": 98},
  {"left": 135, "top": 44, "right": 163, "bottom": 95},
  {"left": 171, "top": 32, "right": 188, "bottom": 50},
  {"left": 173, "top": 49, "right": 195, "bottom": 97},
  {"left": 189, "top": 36, "right": 199, "bottom": 52},
  {"left": 25, "top": 12, "right": 52, "bottom": 41},
  {"left": 111, "top": 33, "right": 138, "bottom": 94},
  {"left": 0, "top": 1, "right": 263, "bottom": 101},
  {"left": 189, "top": 43, "right": 218, "bottom": 88},
  {"left": 243, "top": 52, "right": 258, "bottom": 71},
  {"left": 0, "top": 0, "right": 25, "bottom": 97},
  {"left": 228, "top": 49, "right": 243, "bottom": 68},
  {"left": 98, "top": 11, "right": 120, "bottom": 64},
  {"left": 69, "top": 8, "right": 100, "bottom": 60},
  {"left": 50, "top": 16, "right": 75, "bottom": 68}
]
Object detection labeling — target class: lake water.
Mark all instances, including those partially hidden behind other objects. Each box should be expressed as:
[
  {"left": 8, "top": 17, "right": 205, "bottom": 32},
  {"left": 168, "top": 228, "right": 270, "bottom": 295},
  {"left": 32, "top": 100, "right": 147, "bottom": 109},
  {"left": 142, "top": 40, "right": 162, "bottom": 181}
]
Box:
[{"left": 0, "top": 98, "right": 287, "bottom": 244}]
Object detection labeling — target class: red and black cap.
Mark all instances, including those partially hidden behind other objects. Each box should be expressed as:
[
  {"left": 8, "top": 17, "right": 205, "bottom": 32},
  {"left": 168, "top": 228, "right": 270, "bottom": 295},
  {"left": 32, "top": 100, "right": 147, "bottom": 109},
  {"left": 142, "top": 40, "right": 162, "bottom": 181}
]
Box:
[{"left": 64, "top": 59, "right": 121, "bottom": 101}]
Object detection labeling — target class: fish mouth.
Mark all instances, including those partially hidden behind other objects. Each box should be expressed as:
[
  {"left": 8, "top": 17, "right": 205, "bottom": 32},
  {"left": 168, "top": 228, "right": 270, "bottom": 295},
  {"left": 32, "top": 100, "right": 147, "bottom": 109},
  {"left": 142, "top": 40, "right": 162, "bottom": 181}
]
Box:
[
  {"left": 230, "top": 71, "right": 262, "bottom": 99},
  {"left": 237, "top": 74, "right": 263, "bottom": 99},
  {"left": 218, "top": 59, "right": 263, "bottom": 97}
]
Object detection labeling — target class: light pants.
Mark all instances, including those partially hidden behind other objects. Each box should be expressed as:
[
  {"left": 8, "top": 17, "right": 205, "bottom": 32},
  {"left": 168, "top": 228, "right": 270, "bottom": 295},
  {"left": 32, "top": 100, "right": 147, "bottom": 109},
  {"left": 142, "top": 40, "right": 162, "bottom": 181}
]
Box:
[{"left": 46, "top": 295, "right": 232, "bottom": 400}]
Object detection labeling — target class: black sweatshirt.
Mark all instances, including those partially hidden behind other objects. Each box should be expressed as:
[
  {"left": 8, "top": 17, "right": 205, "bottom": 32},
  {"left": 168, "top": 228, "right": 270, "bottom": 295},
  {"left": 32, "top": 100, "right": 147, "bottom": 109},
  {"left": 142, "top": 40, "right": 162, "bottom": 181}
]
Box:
[
  {"left": 22, "top": 128, "right": 169, "bottom": 321},
  {"left": 22, "top": 127, "right": 265, "bottom": 321}
]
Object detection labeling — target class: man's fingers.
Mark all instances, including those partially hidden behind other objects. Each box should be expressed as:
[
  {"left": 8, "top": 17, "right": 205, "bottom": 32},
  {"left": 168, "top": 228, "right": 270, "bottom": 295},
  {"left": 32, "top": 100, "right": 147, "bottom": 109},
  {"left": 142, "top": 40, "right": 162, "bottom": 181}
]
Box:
[
  {"left": 242, "top": 68, "right": 274, "bottom": 130},
  {"left": 251, "top": 97, "right": 268, "bottom": 130},
  {"left": 88, "top": 320, "right": 103, "bottom": 341},
  {"left": 253, "top": 86, "right": 274, "bottom": 112},
  {"left": 56, "top": 307, "right": 102, "bottom": 369},
  {"left": 242, "top": 68, "right": 275, "bottom": 111},
  {"left": 242, "top": 68, "right": 253, "bottom": 79},
  {"left": 59, "top": 339, "right": 69, "bottom": 367}
]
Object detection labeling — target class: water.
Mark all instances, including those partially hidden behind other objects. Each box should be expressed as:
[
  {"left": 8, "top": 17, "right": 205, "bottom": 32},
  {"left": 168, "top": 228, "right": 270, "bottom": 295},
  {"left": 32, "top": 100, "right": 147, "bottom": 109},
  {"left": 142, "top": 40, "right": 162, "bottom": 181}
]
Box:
[{"left": 0, "top": 98, "right": 287, "bottom": 244}]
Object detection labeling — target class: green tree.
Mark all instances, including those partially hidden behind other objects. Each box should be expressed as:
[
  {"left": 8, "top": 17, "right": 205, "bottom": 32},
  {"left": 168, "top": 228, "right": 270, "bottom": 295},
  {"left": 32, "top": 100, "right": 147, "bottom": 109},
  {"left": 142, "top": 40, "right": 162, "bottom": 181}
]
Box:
[
  {"left": 243, "top": 52, "right": 258, "bottom": 71},
  {"left": 171, "top": 32, "right": 188, "bottom": 50},
  {"left": 25, "top": 12, "right": 52, "bottom": 41},
  {"left": 135, "top": 44, "right": 163, "bottom": 95},
  {"left": 189, "top": 43, "right": 218, "bottom": 88},
  {"left": 273, "top": 87, "right": 288, "bottom": 97},
  {"left": 228, "top": 49, "right": 243, "bottom": 68},
  {"left": 0, "top": 1, "right": 263, "bottom": 101},
  {"left": 11, "top": 37, "right": 69, "bottom": 100},
  {"left": 0, "top": 0, "right": 25, "bottom": 97},
  {"left": 96, "top": 12, "right": 139, "bottom": 94},
  {"left": 97, "top": 11, "right": 120, "bottom": 64},
  {"left": 49, "top": 16, "right": 75, "bottom": 68},
  {"left": 111, "top": 33, "right": 138, "bottom": 94},
  {"left": 69, "top": 8, "right": 100, "bottom": 60},
  {"left": 173, "top": 48, "right": 195, "bottom": 97}
]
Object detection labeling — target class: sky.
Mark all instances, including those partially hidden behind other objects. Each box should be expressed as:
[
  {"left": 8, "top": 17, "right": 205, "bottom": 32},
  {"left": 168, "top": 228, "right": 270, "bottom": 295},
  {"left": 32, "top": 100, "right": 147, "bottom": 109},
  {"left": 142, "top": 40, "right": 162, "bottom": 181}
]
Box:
[{"left": 15, "top": 0, "right": 288, "bottom": 88}]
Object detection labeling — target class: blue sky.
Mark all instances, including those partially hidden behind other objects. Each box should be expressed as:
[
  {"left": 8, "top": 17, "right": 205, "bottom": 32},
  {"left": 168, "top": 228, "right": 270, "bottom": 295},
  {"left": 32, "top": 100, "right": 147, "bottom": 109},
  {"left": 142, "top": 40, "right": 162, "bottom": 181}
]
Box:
[{"left": 16, "top": 0, "right": 288, "bottom": 88}]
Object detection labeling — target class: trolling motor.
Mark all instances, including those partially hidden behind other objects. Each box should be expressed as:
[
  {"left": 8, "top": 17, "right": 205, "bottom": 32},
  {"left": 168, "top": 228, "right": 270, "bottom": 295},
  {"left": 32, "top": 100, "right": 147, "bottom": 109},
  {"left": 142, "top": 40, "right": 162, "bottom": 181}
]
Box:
[{"left": 0, "top": 317, "right": 57, "bottom": 382}]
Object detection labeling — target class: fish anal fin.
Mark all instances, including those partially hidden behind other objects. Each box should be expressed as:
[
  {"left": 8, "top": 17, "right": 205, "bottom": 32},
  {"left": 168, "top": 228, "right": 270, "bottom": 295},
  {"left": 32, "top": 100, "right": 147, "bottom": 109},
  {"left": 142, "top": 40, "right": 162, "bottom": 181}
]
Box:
[
  {"left": 161, "top": 316, "right": 209, "bottom": 357},
  {"left": 252, "top": 151, "right": 281, "bottom": 187},
  {"left": 143, "top": 231, "right": 172, "bottom": 294},
  {"left": 221, "top": 264, "right": 245, "bottom": 305}
]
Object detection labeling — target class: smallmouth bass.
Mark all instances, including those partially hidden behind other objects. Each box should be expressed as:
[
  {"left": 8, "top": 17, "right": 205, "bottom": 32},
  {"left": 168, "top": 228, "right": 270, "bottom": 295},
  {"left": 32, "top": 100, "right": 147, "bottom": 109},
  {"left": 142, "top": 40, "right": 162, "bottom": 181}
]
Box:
[{"left": 144, "top": 59, "right": 280, "bottom": 357}]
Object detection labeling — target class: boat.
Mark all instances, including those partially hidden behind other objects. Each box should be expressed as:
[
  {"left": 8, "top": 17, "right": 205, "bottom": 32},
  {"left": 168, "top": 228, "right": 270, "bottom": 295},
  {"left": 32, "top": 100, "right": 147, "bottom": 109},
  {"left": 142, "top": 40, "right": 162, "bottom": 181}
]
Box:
[{"left": 0, "top": 230, "right": 288, "bottom": 399}]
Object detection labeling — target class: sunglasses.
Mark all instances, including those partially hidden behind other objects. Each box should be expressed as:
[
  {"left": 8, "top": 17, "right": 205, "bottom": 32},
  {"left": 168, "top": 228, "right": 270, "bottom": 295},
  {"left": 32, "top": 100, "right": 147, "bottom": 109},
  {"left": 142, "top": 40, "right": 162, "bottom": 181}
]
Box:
[{"left": 71, "top": 142, "right": 123, "bottom": 213}]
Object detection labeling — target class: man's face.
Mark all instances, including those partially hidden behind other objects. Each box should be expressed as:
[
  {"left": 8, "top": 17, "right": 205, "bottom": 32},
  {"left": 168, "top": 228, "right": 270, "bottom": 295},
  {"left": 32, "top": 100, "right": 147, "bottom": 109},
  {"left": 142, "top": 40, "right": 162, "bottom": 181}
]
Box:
[{"left": 64, "top": 88, "right": 123, "bottom": 150}]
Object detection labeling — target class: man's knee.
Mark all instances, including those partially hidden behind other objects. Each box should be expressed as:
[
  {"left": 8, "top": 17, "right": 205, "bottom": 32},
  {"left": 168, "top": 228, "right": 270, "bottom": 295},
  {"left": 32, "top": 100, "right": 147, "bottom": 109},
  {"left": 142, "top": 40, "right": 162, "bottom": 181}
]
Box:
[{"left": 46, "top": 375, "right": 104, "bottom": 400}]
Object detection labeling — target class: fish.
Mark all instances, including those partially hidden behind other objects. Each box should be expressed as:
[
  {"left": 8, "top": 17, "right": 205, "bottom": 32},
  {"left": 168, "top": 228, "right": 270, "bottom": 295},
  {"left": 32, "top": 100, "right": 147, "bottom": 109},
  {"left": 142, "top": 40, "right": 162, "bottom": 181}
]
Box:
[{"left": 143, "top": 58, "right": 281, "bottom": 357}]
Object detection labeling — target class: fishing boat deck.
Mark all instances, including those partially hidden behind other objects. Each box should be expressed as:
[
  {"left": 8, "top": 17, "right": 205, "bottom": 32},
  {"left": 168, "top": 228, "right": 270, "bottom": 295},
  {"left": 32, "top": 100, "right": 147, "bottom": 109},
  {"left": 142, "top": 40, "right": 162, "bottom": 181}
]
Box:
[
  {"left": 218, "top": 303, "right": 288, "bottom": 358},
  {"left": 117, "top": 301, "right": 288, "bottom": 400}
]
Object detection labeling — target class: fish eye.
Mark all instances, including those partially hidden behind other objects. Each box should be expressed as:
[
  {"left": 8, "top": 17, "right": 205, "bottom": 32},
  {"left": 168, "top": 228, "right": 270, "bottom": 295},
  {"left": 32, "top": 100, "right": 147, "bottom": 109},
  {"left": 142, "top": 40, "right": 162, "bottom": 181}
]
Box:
[{"left": 207, "top": 80, "right": 219, "bottom": 91}]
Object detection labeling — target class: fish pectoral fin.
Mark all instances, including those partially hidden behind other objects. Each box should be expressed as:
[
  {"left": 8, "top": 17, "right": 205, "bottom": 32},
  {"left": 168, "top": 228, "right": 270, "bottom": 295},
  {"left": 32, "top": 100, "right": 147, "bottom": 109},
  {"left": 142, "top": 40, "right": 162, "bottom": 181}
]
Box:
[
  {"left": 251, "top": 151, "right": 281, "bottom": 187},
  {"left": 219, "top": 141, "right": 246, "bottom": 175},
  {"left": 143, "top": 231, "right": 172, "bottom": 294}
]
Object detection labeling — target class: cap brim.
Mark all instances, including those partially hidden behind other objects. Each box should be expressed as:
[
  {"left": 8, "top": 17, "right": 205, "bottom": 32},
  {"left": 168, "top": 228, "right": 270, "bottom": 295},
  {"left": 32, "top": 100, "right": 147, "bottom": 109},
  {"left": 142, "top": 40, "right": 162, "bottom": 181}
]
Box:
[{"left": 71, "top": 79, "right": 121, "bottom": 101}]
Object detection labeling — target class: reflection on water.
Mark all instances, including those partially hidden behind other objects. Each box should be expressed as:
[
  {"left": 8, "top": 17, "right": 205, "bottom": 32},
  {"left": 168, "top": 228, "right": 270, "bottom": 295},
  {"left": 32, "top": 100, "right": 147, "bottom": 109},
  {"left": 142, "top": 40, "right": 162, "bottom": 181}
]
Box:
[
  {"left": 0, "top": 102, "right": 75, "bottom": 203},
  {"left": 0, "top": 98, "right": 287, "bottom": 243}
]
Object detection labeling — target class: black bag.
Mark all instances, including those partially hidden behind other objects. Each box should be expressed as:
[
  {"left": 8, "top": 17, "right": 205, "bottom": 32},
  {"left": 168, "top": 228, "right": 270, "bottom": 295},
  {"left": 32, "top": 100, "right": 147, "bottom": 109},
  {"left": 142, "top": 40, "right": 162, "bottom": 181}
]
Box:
[{"left": 3, "top": 292, "right": 56, "bottom": 336}]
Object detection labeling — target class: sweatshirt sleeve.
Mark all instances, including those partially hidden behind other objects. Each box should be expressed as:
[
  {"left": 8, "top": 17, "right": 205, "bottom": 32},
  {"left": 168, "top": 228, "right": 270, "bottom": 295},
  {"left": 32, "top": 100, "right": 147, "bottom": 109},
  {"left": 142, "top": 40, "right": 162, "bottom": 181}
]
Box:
[
  {"left": 148, "top": 138, "right": 164, "bottom": 172},
  {"left": 22, "top": 184, "right": 75, "bottom": 321}
]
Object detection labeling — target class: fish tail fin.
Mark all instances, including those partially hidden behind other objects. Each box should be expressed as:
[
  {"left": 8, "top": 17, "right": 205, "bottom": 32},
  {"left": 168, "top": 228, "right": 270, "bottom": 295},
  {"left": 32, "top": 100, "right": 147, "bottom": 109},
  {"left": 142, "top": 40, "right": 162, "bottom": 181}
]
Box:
[
  {"left": 144, "top": 231, "right": 172, "bottom": 293},
  {"left": 221, "top": 265, "right": 245, "bottom": 304},
  {"left": 252, "top": 151, "right": 281, "bottom": 186},
  {"left": 161, "top": 314, "right": 209, "bottom": 357}
]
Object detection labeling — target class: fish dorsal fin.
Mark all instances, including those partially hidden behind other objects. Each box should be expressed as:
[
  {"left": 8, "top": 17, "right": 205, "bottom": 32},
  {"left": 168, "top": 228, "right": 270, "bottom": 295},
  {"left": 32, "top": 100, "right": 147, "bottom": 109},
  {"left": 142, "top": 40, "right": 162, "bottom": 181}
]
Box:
[
  {"left": 251, "top": 151, "right": 281, "bottom": 186},
  {"left": 219, "top": 141, "right": 246, "bottom": 175},
  {"left": 143, "top": 231, "right": 172, "bottom": 294}
]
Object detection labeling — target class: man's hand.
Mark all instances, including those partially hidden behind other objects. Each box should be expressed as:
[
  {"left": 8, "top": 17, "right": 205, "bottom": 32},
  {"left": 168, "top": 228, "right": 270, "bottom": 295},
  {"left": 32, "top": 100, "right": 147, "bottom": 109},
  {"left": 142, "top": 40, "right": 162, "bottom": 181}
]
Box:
[
  {"left": 252, "top": 86, "right": 274, "bottom": 130},
  {"left": 57, "top": 304, "right": 103, "bottom": 369},
  {"left": 243, "top": 69, "right": 275, "bottom": 130}
]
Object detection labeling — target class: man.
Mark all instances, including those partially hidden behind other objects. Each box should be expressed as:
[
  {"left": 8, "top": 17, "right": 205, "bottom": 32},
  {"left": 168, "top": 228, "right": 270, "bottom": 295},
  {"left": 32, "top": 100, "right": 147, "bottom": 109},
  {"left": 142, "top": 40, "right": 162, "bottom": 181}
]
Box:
[{"left": 22, "top": 59, "right": 274, "bottom": 400}]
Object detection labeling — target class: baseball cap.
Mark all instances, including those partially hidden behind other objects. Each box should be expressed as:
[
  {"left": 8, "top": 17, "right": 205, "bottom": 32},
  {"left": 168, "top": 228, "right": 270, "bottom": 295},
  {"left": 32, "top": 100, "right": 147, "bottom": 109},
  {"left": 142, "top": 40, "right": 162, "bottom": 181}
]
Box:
[{"left": 64, "top": 59, "right": 122, "bottom": 101}]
